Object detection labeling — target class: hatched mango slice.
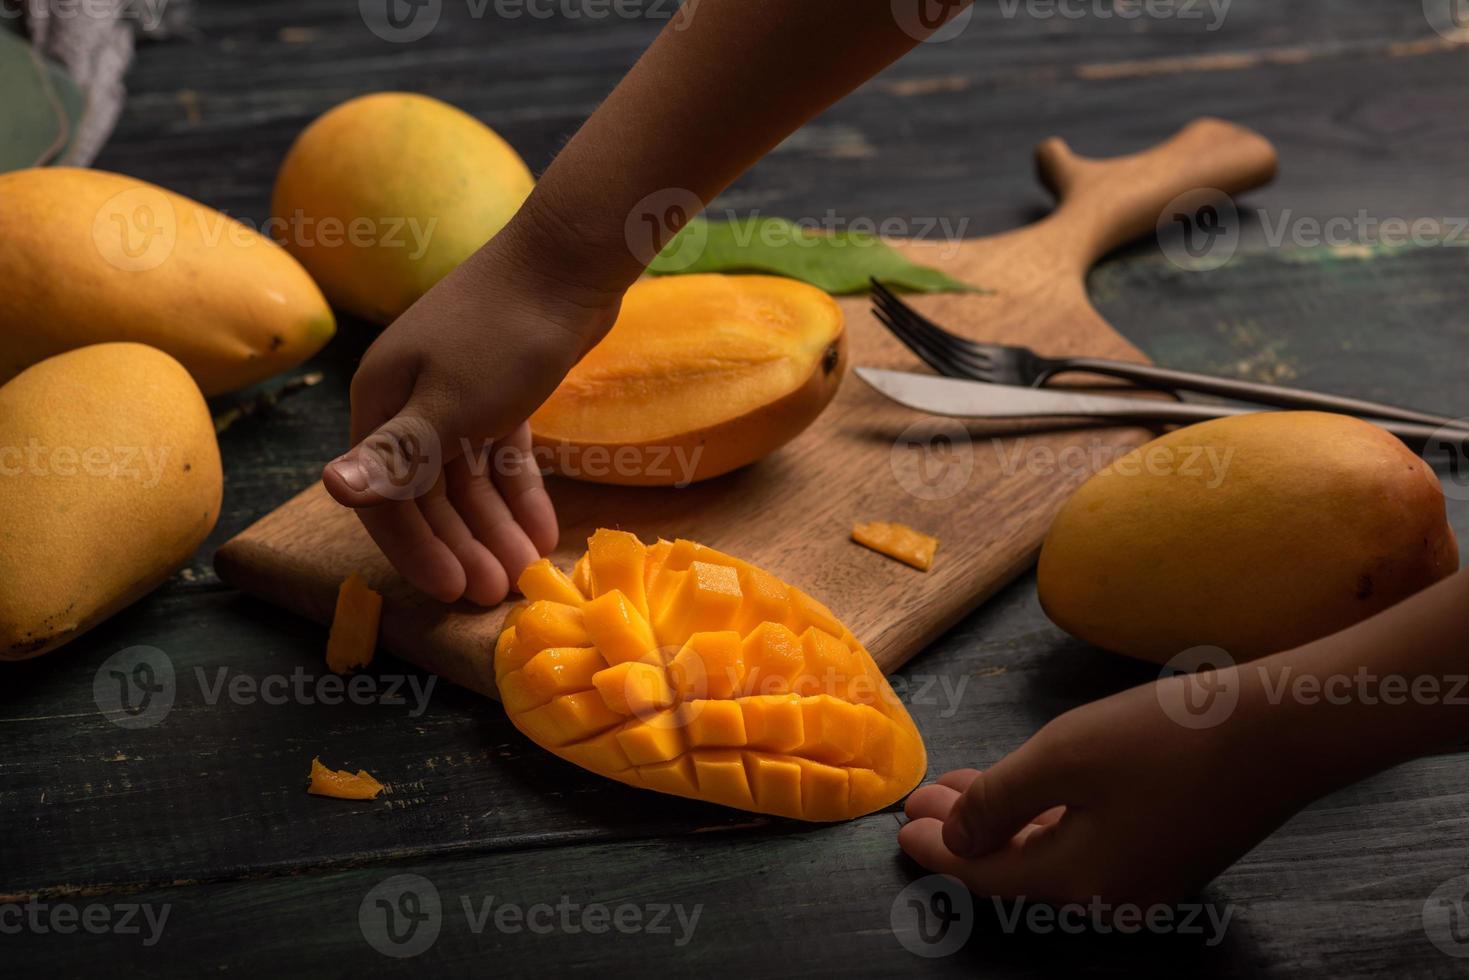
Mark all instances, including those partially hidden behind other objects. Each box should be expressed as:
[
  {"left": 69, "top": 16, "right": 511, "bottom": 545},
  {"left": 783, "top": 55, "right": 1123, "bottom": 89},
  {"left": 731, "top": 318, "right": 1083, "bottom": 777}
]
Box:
[
  {"left": 851, "top": 521, "right": 938, "bottom": 571},
  {"left": 495, "top": 532, "right": 927, "bottom": 822}
]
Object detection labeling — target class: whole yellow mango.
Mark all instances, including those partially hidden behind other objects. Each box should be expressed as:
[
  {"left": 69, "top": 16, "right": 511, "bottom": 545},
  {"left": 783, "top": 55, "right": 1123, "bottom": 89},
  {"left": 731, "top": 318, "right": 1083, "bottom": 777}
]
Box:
[
  {"left": 1037, "top": 412, "right": 1458, "bottom": 664},
  {"left": 0, "top": 168, "right": 335, "bottom": 396},
  {"left": 271, "top": 92, "right": 535, "bottom": 325},
  {"left": 0, "top": 343, "right": 222, "bottom": 659}
]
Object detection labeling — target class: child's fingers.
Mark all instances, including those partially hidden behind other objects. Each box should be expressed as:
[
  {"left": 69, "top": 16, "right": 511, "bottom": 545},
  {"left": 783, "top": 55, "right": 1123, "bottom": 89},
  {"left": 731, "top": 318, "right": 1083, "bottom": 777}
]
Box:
[
  {"left": 936, "top": 769, "right": 983, "bottom": 793},
  {"left": 488, "top": 423, "right": 558, "bottom": 557},
  {"left": 416, "top": 475, "right": 510, "bottom": 606},
  {"left": 943, "top": 741, "right": 1069, "bottom": 859},
  {"left": 356, "top": 499, "right": 466, "bottom": 604},
  {"left": 448, "top": 458, "right": 541, "bottom": 590},
  {"left": 904, "top": 783, "right": 960, "bottom": 821},
  {"left": 898, "top": 817, "right": 1069, "bottom": 900}
]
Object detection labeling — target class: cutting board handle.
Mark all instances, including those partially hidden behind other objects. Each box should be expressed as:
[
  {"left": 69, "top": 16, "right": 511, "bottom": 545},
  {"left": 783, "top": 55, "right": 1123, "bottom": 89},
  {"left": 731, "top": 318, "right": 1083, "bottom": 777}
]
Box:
[{"left": 1034, "top": 117, "right": 1278, "bottom": 268}]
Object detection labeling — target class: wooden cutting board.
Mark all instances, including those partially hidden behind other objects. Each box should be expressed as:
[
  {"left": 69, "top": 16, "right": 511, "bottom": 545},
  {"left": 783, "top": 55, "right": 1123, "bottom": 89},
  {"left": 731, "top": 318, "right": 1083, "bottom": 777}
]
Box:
[{"left": 215, "top": 117, "right": 1277, "bottom": 698}]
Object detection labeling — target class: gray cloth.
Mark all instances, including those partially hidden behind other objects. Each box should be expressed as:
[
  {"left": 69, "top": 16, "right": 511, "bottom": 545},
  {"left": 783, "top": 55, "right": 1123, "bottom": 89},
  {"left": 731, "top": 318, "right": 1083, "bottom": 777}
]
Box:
[{"left": 24, "top": 0, "right": 188, "bottom": 165}]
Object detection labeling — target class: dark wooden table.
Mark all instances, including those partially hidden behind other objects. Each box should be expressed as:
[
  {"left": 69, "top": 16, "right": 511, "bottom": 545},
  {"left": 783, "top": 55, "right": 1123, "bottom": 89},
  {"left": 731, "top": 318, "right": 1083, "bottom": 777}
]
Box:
[{"left": 7, "top": 2, "right": 1469, "bottom": 975}]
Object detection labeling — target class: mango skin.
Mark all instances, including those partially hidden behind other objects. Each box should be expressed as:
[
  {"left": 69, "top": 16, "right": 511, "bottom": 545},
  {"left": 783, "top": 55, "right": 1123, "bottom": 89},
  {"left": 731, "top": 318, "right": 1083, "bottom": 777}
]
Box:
[
  {"left": 0, "top": 168, "right": 335, "bottom": 396},
  {"left": 271, "top": 92, "right": 535, "bottom": 325},
  {"left": 1037, "top": 412, "right": 1458, "bottom": 664},
  {"left": 0, "top": 343, "right": 223, "bottom": 659}
]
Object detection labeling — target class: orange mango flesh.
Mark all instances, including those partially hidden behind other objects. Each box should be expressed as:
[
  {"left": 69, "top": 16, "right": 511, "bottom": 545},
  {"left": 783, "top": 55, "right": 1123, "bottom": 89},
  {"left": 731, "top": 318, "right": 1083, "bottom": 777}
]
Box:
[
  {"left": 495, "top": 530, "right": 927, "bottom": 821},
  {"left": 307, "top": 757, "right": 385, "bottom": 800},
  {"left": 529, "top": 275, "right": 846, "bottom": 486},
  {"left": 325, "top": 573, "right": 383, "bottom": 674},
  {"left": 851, "top": 521, "right": 938, "bottom": 572}
]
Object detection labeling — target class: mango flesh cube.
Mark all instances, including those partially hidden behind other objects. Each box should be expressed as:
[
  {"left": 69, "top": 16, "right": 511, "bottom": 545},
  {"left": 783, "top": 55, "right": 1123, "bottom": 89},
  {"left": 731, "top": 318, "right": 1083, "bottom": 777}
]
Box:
[
  {"left": 668, "top": 631, "right": 744, "bottom": 700},
  {"left": 517, "top": 559, "right": 586, "bottom": 607},
  {"left": 499, "top": 647, "right": 604, "bottom": 712},
  {"left": 594, "top": 660, "right": 674, "bottom": 717},
  {"left": 587, "top": 528, "right": 649, "bottom": 615},
  {"left": 516, "top": 601, "right": 590, "bottom": 651},
  {"left": 652, "top": 560, "right": 743, "bottom": 643},
  {"left": 740, "top": 694, "right": 805, "bottom": 753},
  {"left": 745, "top": 752, "right": 803, "bottom": 818},
  {"left": 582, "top": 589, "right": 659, "bottom": 665},
  {"left": 740, "top": 622, "right": 804, "bottom": 696},
  {"left": 494, "top": 532, "right": 927, "bottom": 822},
  {"left": 692, "top": 750, "right": 755, "bottom": 811},
  {"left": 684, "top": 699, "right": 748, "bottom": 747}
]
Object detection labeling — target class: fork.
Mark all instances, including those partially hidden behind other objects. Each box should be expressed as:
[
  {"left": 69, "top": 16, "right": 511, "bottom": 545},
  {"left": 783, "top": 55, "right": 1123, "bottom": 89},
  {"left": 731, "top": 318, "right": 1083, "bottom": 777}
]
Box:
[{"left": 869, "top": 279, "right": 1465, "bottom": 431}]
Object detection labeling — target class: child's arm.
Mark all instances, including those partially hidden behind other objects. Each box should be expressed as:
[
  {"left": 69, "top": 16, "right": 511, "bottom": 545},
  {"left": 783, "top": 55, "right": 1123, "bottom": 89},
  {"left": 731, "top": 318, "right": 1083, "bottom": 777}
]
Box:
[
  {"left": 322, "top": 0, "right": 966, "bottom": 604},
  {"left": 899, "top": 566, "right": 1469, "bottom": 905}
]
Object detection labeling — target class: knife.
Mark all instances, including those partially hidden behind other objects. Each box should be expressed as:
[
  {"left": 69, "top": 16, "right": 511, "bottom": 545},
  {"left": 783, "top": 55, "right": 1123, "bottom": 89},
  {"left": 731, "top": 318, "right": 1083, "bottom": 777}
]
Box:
[{"left": 855, "top": 368, "right": 1469, "bottom": 452}]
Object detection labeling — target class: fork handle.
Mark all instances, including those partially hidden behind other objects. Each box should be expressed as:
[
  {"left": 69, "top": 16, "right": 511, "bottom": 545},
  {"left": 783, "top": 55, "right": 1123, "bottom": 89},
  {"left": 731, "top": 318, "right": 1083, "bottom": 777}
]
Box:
[
  {"left": 1038, "top": 356, "right": 1467, "bottom": 432},
  {"left": 1063, "top": 398, "right": 1466, "bottom": 452}
]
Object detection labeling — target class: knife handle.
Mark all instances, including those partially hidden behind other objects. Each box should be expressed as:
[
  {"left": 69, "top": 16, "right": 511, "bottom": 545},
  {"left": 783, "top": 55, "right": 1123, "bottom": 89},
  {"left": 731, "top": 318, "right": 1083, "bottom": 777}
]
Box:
[
  {"left": 1034, "top": 117, "right": 1278, "bottom": 269},
  {"left": 1040, "top": 356, "right": 1468, "bottom": 431},
  {"left": 1073, "top": 399, "right": 1467, "bottom": 453}
]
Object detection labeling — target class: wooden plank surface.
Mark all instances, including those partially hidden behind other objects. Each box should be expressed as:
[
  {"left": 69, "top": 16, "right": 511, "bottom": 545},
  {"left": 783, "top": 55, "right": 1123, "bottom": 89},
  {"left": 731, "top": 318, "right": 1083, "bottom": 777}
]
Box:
[{"left": 5, "top": 1, "right": 1469, "bottom": 976}]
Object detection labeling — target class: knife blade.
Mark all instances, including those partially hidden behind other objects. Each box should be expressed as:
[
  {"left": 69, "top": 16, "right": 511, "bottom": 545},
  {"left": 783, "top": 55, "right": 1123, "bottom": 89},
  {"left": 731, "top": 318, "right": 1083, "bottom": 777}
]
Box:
[{"left": 854, "top": 368, "right": 1469, "bottom": 451}]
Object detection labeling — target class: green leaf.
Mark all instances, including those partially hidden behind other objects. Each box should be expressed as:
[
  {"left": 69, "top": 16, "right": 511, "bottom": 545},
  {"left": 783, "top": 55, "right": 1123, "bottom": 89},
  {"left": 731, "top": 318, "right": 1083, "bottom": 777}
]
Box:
[
  {"left": 0, "top": 30, "right": 85, "bottom": 172},
  {"left": 646, "top": 216, "right": 986, "bottom": 295}
]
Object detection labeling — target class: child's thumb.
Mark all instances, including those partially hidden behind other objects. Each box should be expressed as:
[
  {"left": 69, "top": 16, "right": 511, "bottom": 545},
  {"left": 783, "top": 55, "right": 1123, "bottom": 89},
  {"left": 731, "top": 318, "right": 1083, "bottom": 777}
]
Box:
[
  {"left": 323, "top": 396, "right": 460, "bottom": 508},
  {"left": 942, "top": 741, "right": 1068, "bottom": 859}
]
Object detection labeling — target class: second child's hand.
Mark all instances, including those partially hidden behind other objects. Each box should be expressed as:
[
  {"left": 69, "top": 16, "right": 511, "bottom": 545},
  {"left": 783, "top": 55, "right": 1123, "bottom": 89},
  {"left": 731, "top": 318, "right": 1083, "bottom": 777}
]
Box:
[
  {"left": 321, "top": 0, "right": 975, "bottom": 604},
  {"left": 900, "top": 568, "right": 1469, "bottom": 905}
]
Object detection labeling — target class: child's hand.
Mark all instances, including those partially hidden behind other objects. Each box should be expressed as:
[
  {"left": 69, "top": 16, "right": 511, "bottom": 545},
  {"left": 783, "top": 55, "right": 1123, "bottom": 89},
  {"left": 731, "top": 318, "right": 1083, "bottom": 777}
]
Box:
[
  {"left": 898, "top": 667, "right": 1310, "bottom": 907},
  {"left": 322, "top": 234, "right": 619, "bottom": 605}
]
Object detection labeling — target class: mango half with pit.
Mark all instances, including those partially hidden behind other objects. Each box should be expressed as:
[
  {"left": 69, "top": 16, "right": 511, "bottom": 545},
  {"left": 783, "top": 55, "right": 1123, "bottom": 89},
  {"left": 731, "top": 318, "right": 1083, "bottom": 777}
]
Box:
[{"left": 495, "top": 531, "right": 926, "bottom": 821}]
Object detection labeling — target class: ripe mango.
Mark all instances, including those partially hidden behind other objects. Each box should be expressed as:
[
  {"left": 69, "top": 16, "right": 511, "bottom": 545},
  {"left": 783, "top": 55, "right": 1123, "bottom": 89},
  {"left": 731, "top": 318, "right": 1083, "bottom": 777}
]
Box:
[
  {"left": 530, "top": 275, "right": 847, "bottom": 486},
  {"left": 271, "top": 92, "right": 535, "bottom": 325},
  {"left": 496, "top": 531, "right": 927, "bottom": 821},
  {"left": 1037, "top": 412, "right": 1458, "bottom": 664},
  {"left": 0, "top": 168, "right": 335, "bottom": 396},
  {"left": 0, "top": 343, "right": 222, "bottom": 659}
]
